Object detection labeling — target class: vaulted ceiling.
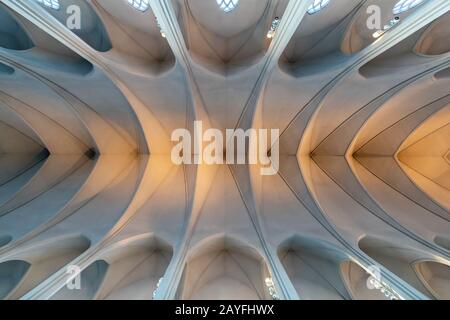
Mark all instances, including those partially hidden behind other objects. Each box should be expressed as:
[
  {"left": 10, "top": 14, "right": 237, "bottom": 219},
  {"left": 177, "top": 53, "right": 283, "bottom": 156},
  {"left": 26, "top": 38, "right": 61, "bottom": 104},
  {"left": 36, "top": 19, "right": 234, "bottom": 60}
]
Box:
[{"left": 0, "top": 0, "right": 449, "bottom": 300}]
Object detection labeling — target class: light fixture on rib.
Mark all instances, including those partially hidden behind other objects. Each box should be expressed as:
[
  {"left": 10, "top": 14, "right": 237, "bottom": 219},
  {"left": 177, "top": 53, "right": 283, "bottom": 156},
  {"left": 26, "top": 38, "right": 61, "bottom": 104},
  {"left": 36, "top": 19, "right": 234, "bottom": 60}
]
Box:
[
  {"left": 267, "top": 17, "right": 280, "bottom": 39},
  {"left": 372, "top": 17, "right": 401, "bottom": 38}
]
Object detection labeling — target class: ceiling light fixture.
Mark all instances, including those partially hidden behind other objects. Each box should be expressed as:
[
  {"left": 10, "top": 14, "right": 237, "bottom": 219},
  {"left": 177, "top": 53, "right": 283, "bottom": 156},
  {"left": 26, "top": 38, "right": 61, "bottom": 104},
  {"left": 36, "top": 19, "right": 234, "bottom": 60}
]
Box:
[
  {"left": 35, "top": 0, "right": 60, "bottom": 10},
  {"left": 367, "top": 276, "right": 402, "bottom": 300},
  {"left": 372, "top": 16, "right": 401, "bottom": 38},
  {"left": 267, "top": 17, "right": 280, "bottom": 39},
  {"left": 152, "top": 277, "right": 164, "bottom": 299},
  {"left": 265, "top": 277, "right": 280, "bottom": 300},
  {"left": 155, "top": 17, "right": 166, "bottom": 38}
]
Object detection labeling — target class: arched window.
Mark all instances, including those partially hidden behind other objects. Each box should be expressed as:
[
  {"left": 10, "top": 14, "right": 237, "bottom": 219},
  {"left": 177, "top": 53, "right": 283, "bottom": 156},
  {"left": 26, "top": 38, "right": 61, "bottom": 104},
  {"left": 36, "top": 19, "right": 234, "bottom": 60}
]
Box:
[
  {"left": 36, "top": 0, "right": 60, "bottom": 10},
  {"left": 216, "top": 0, "right": 239, "bottom": 13},
  {"left": 393, "top": 0, "right": 427, "bottom": 15},
  {"left": 307, "top": 0, "right": 331, "bottom": 15},
  {"left": 127, "top": 0, "right": 150, "bottom": 12}
]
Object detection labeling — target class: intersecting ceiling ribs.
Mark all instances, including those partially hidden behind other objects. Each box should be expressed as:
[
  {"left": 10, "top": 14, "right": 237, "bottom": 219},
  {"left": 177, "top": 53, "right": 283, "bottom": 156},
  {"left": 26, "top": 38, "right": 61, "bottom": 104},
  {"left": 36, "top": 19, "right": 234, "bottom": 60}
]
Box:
[{"left": 0, "top": 0, "right": 448, "bottom": 300}]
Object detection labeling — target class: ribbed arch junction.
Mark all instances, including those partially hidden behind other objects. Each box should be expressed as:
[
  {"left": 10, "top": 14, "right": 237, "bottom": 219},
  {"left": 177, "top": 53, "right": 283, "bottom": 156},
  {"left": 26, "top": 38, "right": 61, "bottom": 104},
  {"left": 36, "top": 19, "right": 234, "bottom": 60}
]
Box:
[{"left": 178, "top": 236, "right": 270, "bottom": 300}]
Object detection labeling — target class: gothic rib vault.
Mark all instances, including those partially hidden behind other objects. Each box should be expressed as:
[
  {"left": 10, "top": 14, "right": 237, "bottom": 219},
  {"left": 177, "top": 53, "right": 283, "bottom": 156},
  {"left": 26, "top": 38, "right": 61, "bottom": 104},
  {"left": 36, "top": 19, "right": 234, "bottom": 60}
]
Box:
[{"left": 0, "top": 0, "right": 449, "bottom": 300}]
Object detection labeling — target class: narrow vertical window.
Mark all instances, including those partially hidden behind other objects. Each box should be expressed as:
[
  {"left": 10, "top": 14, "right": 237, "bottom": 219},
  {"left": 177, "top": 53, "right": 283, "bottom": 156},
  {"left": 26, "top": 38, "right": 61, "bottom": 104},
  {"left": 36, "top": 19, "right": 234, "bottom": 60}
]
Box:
[
  {"left": 216, "top": 0, "right": 240, "bottom": 13},
  {"left": 127, "top": 0, "right": 150, "bottom": 12},
  {"left": 393, "top": 0, "right": 427, "bottom": 15},
  {"left": 307, "top": 0, "right": 331, "bottom": 15},
  {"left": 36, "top": 0, "right": 60, "bottom": 10}
]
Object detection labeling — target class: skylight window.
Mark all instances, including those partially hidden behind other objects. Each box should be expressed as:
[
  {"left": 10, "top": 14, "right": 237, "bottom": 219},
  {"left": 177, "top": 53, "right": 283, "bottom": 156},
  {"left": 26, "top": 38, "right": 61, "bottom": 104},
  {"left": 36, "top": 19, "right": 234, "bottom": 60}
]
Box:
[
  {"left": 307, "top": 0, "right": 331, "bottom": 15},
  {"left": 127, "top": 0, "right": 150, "bottom": 12},
  {"left": 216, "top": 0, "right": 239, "bottom": 13},
  {"left": 36, "top": 0, "right": 60, "bottom": 10},
  {"left": 393, "top": 0, "right": 427, "bottom": 15}
]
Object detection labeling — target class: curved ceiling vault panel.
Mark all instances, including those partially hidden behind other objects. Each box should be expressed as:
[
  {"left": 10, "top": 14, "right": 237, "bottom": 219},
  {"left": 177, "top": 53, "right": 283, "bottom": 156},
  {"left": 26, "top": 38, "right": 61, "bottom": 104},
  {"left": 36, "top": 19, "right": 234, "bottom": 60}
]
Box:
[
  {"left": 414, "top": 260, "right": 450, "bottom": 299},
  {"left": 52, "top": 235, "right": 173, "bottom": 300},
  {"left": 350, "top": 93, "right": 450, "bottom": 219},
  {"left": 0, "top": 235, "right": 12, "bottom": 249},
  {"left": 35, "top": 0, "right": 111, "bottom": 52},
  {"left": 398, "top": 123, "right": 450, "bottom": 190},
  {"left": 435, "top": 66, "right": 450, "bottom": 79},
  {"left": 434, "top": 235, "right": 450, "bottom": 251},
  {"left": 358, "top": 27, "right": 434, "bottom": 79},
  {"left": 52, "top": 259, "right": 108, "bottom": 300},
  {"left": 0, "top": 260, "right": 30, "bottom": 299},
  {"left": 359, "top": 236, "right": 450, "bottom": 300},
  {"left": 0, "top": 4, "right": 95, "bottom": 77},
  {"left": 342, "top": 0, "right": 427, "bottom": 55},
  {"left": 0, "top": 5, "right": 146, "bottom": 154},
  {"left": 396, "top": 107, "right": 450, "bottom": 211},
  {"left": 0, "top": 5, "right": 34, "bottom": 50},
  {"left": 94, "top": 0, "right": 175, "bottom": 76},
  {"left": 11, "top": 48, "right": 94, "bottom": 76},
  {"left": 415, "top": 11, "right": 450, "bottom": 56},
  {"left": 0, "top": 114, "right": 45, "bottom": 156},
  {"left": 0, "top": 62, "right": 14, "bottom": 75},
  {"left": 182, "top": 0, "right": 279, "bottom": 74},
  {"left": 0, "top": 103, "right": 51, "bottom": 212},
  {"left": 279, "top": 0, "right": 358, "bottom": 77},
  {"left": 0, "top": 235, "right": 90, "bottom": 300},
  {"left": 0, "top": 154, "right": 48, "bottom": 215},
  {"left": 278, "top": 236, "right": 352, "bottom": 300},
  {"left": 178, "top": 236, "right": 270, "bottom": 300}
]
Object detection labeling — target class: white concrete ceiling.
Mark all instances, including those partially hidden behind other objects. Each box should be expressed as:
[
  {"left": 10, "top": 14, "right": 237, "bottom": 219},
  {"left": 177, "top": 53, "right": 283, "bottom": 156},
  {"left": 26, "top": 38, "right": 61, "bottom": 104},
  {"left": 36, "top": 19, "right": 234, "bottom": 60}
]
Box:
[{"left": 0, "top": 0, "right": 448, "bottom": 300}]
